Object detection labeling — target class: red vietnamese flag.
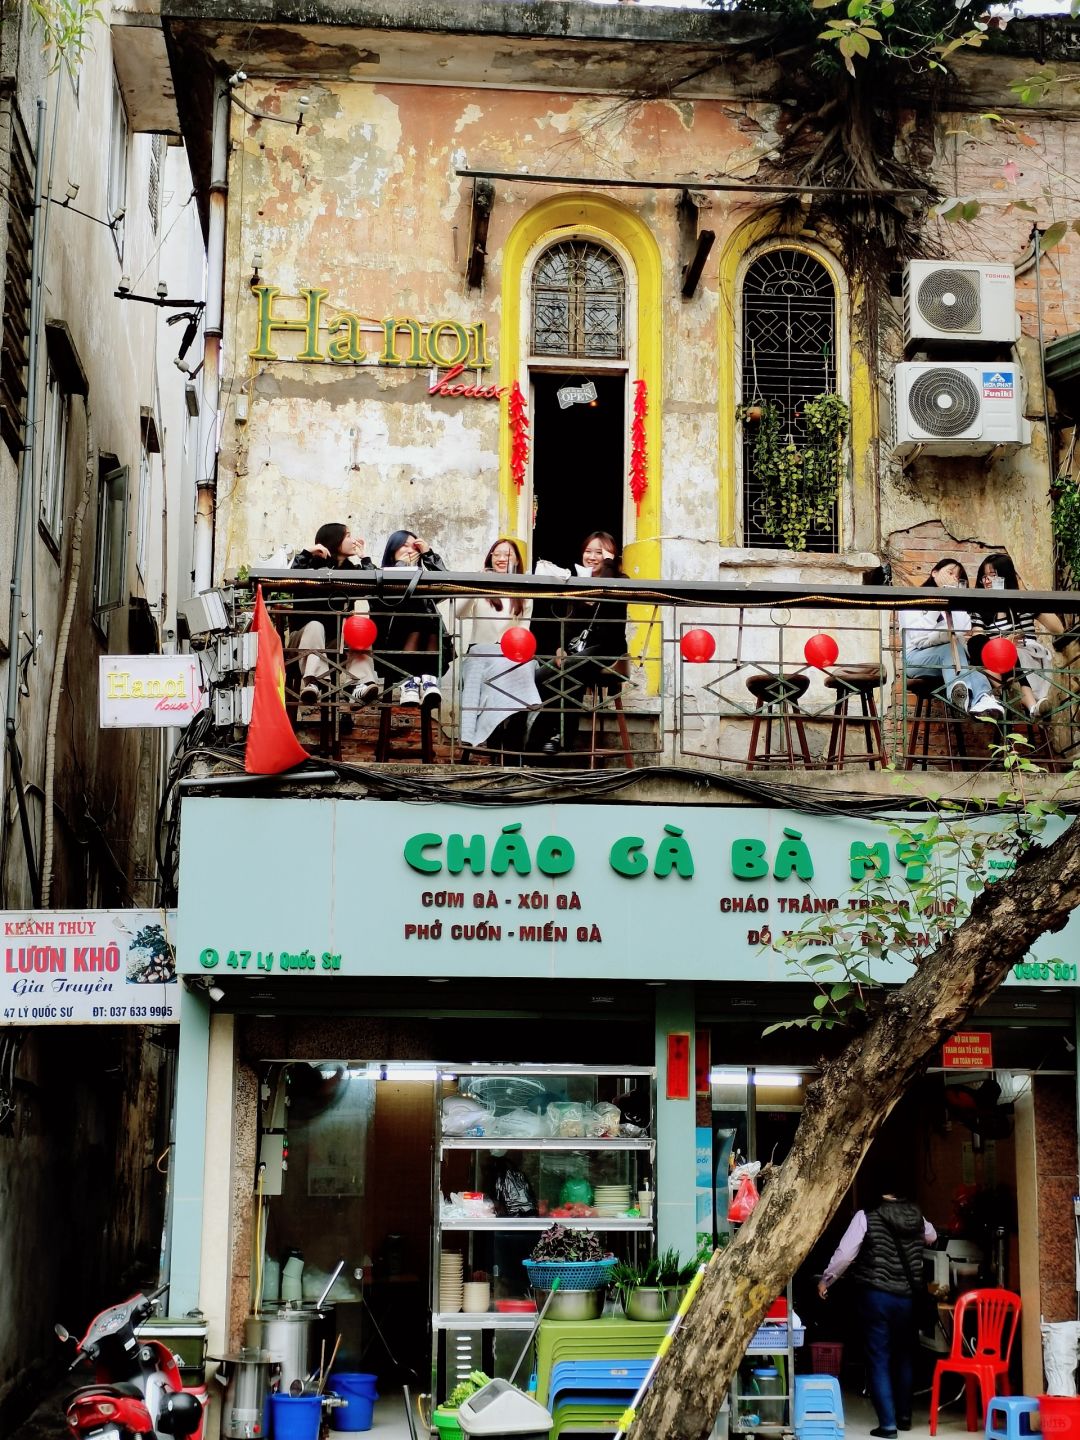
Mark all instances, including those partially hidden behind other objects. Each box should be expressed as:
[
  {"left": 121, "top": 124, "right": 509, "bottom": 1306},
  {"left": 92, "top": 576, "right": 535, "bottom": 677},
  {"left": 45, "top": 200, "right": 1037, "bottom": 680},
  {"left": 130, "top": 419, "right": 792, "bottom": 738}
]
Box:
[{"left": 245, "top": 587, "right": 309, "bottom": 774}]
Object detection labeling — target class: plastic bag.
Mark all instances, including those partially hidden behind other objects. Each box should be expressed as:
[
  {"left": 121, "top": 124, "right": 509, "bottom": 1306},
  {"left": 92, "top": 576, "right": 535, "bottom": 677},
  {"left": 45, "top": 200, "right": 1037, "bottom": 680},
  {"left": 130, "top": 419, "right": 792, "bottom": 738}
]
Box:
[
  {"left": 442, "top": 1097, "right": 494, "bottom": 1136},
  {"left": 490, "top": 1107, "right": 551, "bottom": 1139},
  {"left": 495, "top": 1167, "right": 537, "bottom": 1217},
  {"left": 1042, "top": 1320, "right": 1080, "bottom": 1395},
  {"left": 728, "top": 1174, "right": 760, "bottom": 1222},
  {"left": 586, "top": 1103, "right": 621, "bottom": 1138},
  {"left": 547, "top": 1101, "right": 586, "bottom": 1138}
]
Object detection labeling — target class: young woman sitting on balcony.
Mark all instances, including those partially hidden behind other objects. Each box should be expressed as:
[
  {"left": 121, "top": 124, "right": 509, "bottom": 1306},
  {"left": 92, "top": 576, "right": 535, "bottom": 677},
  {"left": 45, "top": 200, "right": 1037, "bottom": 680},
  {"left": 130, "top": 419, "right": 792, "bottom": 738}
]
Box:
[
  {"left": 529, "top": 531, "right": 629, "bottom": 757},
  {"left": 899, "top": 557, "right": 1005, "bottom": 721},
  {"left": 370, "top": 528, "right": 450, "bottom": 709},
  {"left": 455, "top": 538, "right": 540, "bottom": 757},
  {"left": 967, "top": 552, "right": 1064, "bottom": 718},
  {"left": 289, "top": 522, "right": 379, "bottom": 709}
]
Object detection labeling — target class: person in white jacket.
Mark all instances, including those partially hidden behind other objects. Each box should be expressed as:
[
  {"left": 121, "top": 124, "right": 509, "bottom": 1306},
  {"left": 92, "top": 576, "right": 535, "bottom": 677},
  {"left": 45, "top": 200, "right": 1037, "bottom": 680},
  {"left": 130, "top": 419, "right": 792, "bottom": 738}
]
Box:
[
  {"left": 456, "top": 538, "right": 540, "bottom": 755},
  {"left": 899, "top": 558, "right": 1004, "bottom": 719}
]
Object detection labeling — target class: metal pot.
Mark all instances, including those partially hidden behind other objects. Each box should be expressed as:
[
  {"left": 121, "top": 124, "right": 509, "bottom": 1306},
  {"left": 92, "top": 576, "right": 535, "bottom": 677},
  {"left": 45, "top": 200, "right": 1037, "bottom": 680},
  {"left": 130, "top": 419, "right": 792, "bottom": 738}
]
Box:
[
  {"left": 217, "top": 1348, "right": 279, "bottom": 1439},
  {"left": 623, "top": 1286, "right": 687, "bottom": 1322},
  {"left": 531, "top": 1287, "right": 605, "bottom": 1321},
  {"left": 243, "top": 1306, "right": 332, "bottom": 1392}
]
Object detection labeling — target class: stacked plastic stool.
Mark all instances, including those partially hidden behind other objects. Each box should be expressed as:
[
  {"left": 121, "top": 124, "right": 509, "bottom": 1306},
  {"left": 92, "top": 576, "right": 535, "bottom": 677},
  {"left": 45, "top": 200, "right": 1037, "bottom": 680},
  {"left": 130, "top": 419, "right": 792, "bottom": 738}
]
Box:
[
  {"left": 985, "top": 1397, "right": 1040, "bottom": 1439},
  {"left": 794, "top": 1375, "right": 844, "bottom": 1440}
]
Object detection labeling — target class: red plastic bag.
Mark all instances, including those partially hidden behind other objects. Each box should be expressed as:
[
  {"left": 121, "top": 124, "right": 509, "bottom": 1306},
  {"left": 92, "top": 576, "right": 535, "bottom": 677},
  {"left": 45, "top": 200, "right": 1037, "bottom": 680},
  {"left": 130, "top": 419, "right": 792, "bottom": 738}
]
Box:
[{"left": 728, "top": 1174, "right": 760, "bottom": 1222}]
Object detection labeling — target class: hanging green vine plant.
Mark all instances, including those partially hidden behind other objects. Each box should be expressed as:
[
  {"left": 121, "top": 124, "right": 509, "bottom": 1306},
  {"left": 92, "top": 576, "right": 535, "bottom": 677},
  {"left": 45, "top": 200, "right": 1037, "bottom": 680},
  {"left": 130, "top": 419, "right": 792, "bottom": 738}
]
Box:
[{"left": 737, "top": 393, "right": 850, "bottom": 552}]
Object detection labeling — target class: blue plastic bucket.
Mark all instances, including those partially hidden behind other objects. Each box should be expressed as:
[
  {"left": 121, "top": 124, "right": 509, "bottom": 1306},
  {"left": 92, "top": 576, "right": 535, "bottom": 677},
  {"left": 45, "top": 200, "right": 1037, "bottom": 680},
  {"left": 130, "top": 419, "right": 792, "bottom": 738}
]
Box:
[
  {"left": 269, "top": 1393, "right": 322, "bottom": 1440},
  {"left": 329, "top": 1373, "right": 379, "bottom": 1433}
]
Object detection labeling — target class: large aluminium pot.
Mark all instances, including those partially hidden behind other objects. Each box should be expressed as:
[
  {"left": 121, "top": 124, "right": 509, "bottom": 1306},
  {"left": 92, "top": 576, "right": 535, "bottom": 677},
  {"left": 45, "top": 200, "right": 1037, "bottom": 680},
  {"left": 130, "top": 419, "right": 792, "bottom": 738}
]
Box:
[{"left": 244, "top": 1305, "right": 332, "bottom": 1392}]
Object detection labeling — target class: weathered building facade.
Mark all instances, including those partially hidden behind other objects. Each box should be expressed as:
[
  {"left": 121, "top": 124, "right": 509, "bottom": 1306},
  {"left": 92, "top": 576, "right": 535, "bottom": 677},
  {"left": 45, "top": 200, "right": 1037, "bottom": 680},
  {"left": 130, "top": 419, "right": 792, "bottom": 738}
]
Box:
[{"left": 102, "top": 2, "right": 1080, "bottom": 1431}]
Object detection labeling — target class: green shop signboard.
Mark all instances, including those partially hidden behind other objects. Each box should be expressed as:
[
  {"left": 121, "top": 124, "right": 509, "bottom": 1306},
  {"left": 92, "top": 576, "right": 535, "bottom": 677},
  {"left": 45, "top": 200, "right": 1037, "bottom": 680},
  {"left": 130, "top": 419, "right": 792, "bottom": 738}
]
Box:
[{"left": 176, "top": 798, "right": 1079, "bottom": 985}]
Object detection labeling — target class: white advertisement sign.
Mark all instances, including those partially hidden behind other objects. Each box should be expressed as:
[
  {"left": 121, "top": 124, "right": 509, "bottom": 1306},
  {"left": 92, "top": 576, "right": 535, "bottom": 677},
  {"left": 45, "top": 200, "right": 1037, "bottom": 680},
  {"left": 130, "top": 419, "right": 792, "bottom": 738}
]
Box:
[
  {"left": 1, "top": 910, "right": 179, "bottom": 1024},
  {"left": 99, "top": 655, "right": 207, "bottom": 728}
]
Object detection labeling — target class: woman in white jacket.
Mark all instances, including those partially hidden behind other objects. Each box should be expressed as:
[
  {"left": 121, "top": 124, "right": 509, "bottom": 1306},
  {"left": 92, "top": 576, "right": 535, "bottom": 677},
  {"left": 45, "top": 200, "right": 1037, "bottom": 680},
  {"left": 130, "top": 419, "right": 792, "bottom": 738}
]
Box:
[
  {"left": 456, "top": 538, "right": 540, "bottom": 755},
  {"left": 899, "top": 558, "right": 1004, "bottom": 719}
]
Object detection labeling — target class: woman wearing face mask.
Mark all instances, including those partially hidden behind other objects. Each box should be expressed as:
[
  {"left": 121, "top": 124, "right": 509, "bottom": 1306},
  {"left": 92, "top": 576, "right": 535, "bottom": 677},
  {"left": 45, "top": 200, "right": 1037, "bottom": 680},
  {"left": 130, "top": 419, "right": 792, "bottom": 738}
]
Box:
[
  {"left": 371, "top": 529, "right": 450, "bottom": 708},
  {"left": 898, "top": 557, "right": 1004, "bottom": 720},
  {"left": 967, "top": 552, "right": 1064, "bottom": 718},
  {"left": 455, "top": 538, "right": 540, "bottom": 756},
  {"left": 289, "top": 522, "right": 379, "bottom": 708},
  {"left": 530, "top": 531, "right": 629, "bottom": 758}
]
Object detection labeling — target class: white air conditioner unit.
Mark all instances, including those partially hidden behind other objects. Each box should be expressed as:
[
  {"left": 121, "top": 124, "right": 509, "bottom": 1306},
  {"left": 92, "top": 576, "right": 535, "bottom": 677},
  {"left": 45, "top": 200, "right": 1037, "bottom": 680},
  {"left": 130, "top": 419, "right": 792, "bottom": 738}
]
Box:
[
  {"left": 891, "top": 362, "right": 1029, "bottom": 457},
  {"left": 904, "top": 261, "right": 1019, "bottom": 345}
]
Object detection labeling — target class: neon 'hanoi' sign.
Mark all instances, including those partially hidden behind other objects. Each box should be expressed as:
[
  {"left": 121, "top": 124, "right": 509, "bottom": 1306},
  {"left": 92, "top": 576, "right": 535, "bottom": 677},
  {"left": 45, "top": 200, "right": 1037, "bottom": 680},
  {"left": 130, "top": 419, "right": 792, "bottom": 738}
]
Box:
[{"left": 248, "top": 285, "right": 506, "bottom": 398}]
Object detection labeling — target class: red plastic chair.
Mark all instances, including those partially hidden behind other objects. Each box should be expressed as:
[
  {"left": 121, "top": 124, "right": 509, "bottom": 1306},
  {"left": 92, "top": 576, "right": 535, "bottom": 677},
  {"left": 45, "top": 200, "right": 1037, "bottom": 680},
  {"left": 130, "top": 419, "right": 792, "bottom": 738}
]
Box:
[{"left": 929, "top": 1288, "right": 1022, "bottom": 1434}]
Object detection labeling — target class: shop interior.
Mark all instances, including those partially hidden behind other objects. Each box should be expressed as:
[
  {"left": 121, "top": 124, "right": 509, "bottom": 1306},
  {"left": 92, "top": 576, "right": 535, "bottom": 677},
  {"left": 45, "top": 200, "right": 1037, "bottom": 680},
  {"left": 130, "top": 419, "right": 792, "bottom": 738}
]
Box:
[{"left": 238, "top": 992, "right": 1074, "bottom": 1437}]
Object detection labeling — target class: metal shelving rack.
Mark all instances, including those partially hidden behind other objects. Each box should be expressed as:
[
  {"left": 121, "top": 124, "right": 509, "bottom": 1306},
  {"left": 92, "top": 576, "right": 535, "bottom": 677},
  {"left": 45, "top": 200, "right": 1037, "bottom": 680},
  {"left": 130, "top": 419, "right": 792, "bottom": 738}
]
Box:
[
  {"left": 729, "top": 1278, "right": 799, "bottom": 1438},
  {"left": 430, "top": 1064, "right": 656, "bottom": 1404}
]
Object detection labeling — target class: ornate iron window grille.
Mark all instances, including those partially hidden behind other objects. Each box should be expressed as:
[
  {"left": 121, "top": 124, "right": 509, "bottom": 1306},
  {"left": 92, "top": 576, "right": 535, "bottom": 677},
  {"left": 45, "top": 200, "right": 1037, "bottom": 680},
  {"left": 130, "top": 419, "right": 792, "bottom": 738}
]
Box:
[
  {"left": 531, "top": 240, "right": 626, "bottom": 359},
  {"left": 741, "top": 248, "right": 839, "bottom": 552}
]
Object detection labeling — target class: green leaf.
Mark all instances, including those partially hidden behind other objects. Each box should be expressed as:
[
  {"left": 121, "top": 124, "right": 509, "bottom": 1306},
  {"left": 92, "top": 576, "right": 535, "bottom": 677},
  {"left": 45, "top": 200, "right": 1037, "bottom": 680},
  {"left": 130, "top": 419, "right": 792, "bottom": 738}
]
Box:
[
  {"left": 812, "top": 993, "right": 830, "bottom": 1011},
  {"left": 860, "top": 26, "right": 883, "bottom": 40},
  {"left": 962, "top": 200, "right": 981, "bottom": 221},
  {"left": 1041, "top": 220, "right": 1068, "bottom": 251},
  {"left": 849, "top": 31, "right": 871, "bottom": 57},
  {"left": 880, "top": 0, "right": 894, "bottom": 14}
]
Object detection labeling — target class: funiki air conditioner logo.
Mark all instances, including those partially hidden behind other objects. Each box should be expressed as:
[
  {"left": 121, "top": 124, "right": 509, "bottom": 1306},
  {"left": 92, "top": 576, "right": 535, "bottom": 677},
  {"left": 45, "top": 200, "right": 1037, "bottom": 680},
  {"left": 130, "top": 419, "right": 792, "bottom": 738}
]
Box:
[{"left": 982, "top": 370, "right": 1015, "bottom": 399}]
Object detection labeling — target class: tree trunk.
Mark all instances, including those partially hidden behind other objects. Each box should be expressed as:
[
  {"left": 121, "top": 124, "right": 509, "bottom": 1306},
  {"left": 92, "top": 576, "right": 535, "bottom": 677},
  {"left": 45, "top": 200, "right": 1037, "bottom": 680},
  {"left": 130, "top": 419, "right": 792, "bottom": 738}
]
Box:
[{"left": 636, "top": 818, "right": 1080, "bottom": 1439}]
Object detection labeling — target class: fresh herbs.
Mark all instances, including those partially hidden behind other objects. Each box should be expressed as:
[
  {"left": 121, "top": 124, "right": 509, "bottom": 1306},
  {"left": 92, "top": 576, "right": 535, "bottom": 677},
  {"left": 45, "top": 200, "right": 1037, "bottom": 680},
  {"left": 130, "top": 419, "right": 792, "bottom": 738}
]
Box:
[
  {"left": 447, "top": 1372, "right": 491, "bottom": 1409},
  {"left": 529, "top": 1223, "right": 605, "bottom": 1263},
  {"left": 610, "top": 1245, "right": 709, "bottom": 1308}
]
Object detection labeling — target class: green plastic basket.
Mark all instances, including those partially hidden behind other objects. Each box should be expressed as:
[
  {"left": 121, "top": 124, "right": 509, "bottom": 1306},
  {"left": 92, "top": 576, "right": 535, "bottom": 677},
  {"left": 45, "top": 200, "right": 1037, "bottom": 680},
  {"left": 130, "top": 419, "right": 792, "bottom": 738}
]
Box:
[{"left": 433, "top": 1406, "right": 464, "bottom": 1439}]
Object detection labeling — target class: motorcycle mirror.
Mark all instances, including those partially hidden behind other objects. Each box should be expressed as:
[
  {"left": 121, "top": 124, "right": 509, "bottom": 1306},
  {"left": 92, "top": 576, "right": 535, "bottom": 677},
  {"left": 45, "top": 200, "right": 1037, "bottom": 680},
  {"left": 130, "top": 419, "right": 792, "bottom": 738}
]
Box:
[{"left": 54, "top": 1324, "right": 70, "bottom": 1343}]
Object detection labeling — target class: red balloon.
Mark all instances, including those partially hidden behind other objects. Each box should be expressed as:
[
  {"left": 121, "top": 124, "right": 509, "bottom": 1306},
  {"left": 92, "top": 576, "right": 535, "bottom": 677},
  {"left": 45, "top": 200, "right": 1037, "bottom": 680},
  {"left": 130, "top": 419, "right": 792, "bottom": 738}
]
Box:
[
  {"left": 680, "top": 628, "right": 716, "bottom": 663},
  {"left": 342, "top": 614, "right": 377, "bottom": 650},
  {"left": 804, "top": 633, "right": 839, "bottom": 668},
  {"left": 981, "top": 636, "right": 1018, "bottom": 674},
  {"left": 500, "top": 626, "right": 537, "bottom": 663}
]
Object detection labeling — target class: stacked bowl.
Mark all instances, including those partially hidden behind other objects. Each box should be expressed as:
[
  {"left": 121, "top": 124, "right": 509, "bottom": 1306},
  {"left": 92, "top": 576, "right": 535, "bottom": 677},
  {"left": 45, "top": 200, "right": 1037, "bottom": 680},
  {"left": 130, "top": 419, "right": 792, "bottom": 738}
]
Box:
[{"left": 439, "top": 1252, "right": 464, "bottom": 1313}]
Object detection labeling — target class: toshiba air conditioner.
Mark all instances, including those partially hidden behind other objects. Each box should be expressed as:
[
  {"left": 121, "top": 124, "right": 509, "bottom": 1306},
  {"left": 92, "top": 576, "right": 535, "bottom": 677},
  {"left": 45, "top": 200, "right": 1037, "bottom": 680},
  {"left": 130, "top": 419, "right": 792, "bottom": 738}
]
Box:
[
  {"left": 904, "top": 261, "right": 1019, "bottom": 345},
  {"left": 891, "top": 362, "right": 1029, "bottom": 457}
]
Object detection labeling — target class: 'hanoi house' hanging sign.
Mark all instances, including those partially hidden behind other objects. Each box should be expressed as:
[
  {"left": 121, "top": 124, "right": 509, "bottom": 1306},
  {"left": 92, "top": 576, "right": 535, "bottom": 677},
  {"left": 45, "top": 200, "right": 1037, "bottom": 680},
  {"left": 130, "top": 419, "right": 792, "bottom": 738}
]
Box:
[{"left": 248, "top": 285, "right": 504, "bottom": 397}]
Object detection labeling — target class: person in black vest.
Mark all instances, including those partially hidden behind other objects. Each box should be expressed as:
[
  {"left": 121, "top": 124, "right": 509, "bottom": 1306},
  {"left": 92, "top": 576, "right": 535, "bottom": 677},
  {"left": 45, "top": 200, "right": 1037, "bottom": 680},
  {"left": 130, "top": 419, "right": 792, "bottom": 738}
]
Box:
[{"left": 817, "top": 1179, "right": 937, "bottom": 1438}]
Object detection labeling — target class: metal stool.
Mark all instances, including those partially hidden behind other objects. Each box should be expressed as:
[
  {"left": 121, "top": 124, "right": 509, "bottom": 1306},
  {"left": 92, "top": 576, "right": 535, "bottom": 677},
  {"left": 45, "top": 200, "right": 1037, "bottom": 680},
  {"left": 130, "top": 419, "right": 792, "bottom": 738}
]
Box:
[
  {"left": 745, "top": 672, "right": 814, "bottom": 769},
  {"left": 823, "top": 664, "right": 888, "bottom": 770},
  {"left": 904, "top": 676, "right": 969, "bottom": 771},
  {"left": 985, "top": 1396, "right": 1039, "bottom": 1440}
]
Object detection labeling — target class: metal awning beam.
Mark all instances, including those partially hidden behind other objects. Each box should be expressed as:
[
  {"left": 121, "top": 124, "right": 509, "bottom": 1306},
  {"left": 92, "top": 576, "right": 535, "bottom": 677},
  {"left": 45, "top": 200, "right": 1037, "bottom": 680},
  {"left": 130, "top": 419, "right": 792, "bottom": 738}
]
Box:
[{"left": 455, "top": 167, "right": 930, "bottom": 199}]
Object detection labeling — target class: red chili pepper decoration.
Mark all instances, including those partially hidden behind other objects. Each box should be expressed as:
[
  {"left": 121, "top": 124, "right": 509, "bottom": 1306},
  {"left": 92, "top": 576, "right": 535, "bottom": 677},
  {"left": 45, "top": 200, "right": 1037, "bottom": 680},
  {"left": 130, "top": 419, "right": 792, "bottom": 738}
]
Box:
[
  {"left": 629, "top": 378, "right": 648, "bottom": 514},
  {"left": 508, "top": 381, "right": 530, "bottom": 492}
]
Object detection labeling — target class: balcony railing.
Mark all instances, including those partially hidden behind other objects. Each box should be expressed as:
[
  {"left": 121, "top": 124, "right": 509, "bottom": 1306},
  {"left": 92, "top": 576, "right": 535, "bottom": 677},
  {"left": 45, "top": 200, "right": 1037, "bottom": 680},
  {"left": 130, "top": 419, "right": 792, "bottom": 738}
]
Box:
[{"left": 230, "top": 570, "right": 1080, "bottom": 776}]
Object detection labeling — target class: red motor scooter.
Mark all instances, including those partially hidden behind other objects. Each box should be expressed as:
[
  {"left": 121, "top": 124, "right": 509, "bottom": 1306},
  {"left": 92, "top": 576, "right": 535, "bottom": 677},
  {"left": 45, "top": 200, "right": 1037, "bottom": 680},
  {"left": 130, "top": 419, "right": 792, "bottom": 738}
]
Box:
[{"left": 56, "top": 1284, "right": 203, "bottom": 1440}]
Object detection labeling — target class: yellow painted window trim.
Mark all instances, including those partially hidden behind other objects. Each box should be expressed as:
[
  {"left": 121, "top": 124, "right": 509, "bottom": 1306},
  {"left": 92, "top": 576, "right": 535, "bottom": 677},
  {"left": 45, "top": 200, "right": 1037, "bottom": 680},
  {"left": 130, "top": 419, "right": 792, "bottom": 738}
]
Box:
[{"left": 717, "top": 221, "right": 873, "bottom": 552}]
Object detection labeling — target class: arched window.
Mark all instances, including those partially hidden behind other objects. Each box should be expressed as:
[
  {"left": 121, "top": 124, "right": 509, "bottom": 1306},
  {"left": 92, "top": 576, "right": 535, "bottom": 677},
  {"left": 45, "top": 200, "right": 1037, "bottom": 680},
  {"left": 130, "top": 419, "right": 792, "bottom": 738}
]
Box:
[
  {"left": 741, "top": 247, "right": 839, "bottom": 550},
  {"left": 530, "top": 240, "right": 626, "bottom": 359}
]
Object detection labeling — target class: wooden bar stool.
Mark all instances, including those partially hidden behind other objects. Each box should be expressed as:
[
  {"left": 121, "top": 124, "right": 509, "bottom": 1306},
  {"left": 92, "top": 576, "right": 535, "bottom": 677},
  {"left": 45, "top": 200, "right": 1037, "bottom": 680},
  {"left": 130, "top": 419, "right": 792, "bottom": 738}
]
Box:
[
  {"left": 745, "top": 672, "right": 814, "bottom": 769},
  {"left": 903, "top": 676, "right": 969, "bottom": 771},
  {"left": 375, "top": 687, "right": 436, "bottom": 763},
  {"left": 584, "top": 690, "right": 634, "bottom": 770},
  {"left": 824, "top": 664, "right": 888, "bottom": 770}
]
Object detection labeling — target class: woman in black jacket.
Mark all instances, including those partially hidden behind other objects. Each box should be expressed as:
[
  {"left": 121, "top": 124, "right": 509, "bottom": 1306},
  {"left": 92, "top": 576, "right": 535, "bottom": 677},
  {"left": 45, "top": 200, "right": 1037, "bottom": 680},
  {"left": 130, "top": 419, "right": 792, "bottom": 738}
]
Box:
[
  {"left": 370, "top": 529, "right": 451, "bottom": 709},
  {"left": 530, "top": 531, "right": 629, "bottom": 757},
  {"left": 289, "top": 522, "right": 378, "bottom": 707}
]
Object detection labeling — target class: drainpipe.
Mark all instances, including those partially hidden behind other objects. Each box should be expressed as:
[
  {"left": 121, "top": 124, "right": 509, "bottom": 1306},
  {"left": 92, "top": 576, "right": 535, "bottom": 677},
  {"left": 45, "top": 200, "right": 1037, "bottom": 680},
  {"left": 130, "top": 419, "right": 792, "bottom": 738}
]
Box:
[
  {"left": 193, "top": 76, "right": 229, "bottom": 593},
  {"left": 1, "top": 99, "right": 47, "bottom": 902}
]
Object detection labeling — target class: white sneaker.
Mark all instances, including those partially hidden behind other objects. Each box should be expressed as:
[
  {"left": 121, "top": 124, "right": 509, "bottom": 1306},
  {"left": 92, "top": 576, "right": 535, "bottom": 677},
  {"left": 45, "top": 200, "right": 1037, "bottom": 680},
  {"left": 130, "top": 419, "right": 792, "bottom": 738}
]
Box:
[
  {"left": 969, "top": 693, "right": 1005, "bottom": 720},
  {"left": 420, "top": 674, "right": 442, "bottom": 708},
  {"left": 947, "top": 681, "right": 969, "bottom": 711},
  {"left": 350, "top": 681, "right": 380, "bottom": 707},
  {"left": 399, "top": 677, "right": 422, "bottom": 706},
  {"left": 299, "top": 678, "right": 322, "bottom": 705}
]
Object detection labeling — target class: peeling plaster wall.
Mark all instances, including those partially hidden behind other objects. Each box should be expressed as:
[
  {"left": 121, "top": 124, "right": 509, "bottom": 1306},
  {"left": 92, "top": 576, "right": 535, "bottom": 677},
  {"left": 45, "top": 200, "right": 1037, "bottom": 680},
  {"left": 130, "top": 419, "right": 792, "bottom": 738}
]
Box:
[{"left": 218, "top": 71, "right": 1079, "bottom": 590}]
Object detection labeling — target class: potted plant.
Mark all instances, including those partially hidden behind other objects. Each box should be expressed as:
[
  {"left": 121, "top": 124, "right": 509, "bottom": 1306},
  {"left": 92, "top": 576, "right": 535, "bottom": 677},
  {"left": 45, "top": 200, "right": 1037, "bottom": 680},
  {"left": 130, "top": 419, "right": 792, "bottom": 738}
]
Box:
[
  {"left": 737, "top": 393, "right": 850, "bottom": 552},
  {"left": 611, "top": 1246, "right": 706, "bottom": 1322}
]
